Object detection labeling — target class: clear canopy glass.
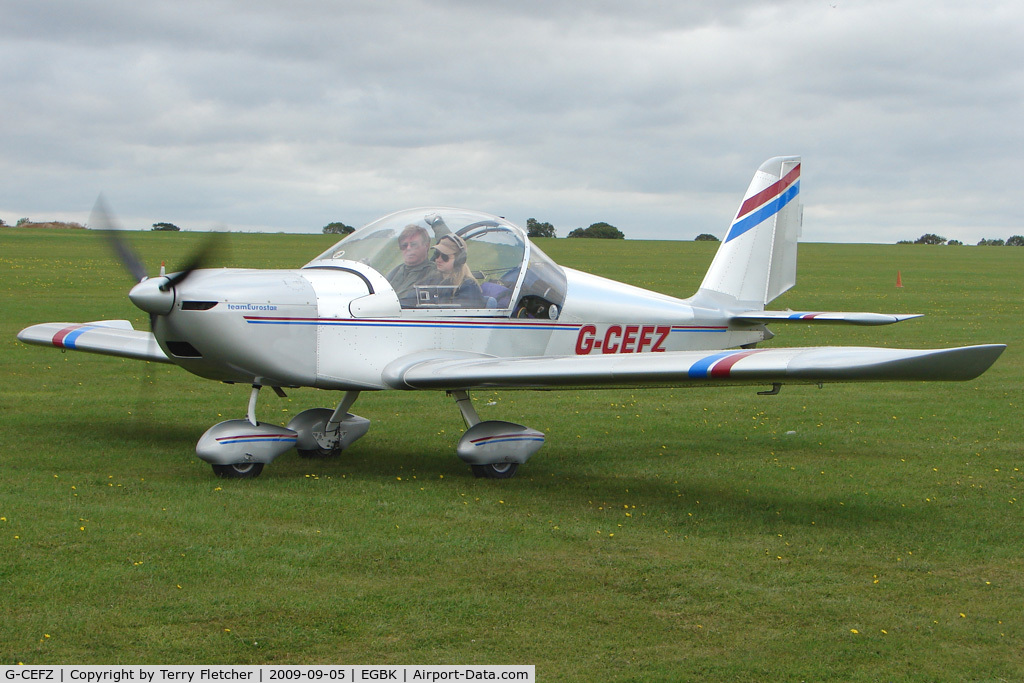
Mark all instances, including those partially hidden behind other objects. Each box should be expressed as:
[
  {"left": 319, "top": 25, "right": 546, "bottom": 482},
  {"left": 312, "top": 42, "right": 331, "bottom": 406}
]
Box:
[{"left": 306, "top": 208, "right": 566, "bottom": 316}]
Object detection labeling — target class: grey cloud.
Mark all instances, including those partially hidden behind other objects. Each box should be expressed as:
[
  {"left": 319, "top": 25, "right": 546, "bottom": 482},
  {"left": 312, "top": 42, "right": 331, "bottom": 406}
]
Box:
[{"left": 2, "top": 0, "right": 1022, "bottom": 244}]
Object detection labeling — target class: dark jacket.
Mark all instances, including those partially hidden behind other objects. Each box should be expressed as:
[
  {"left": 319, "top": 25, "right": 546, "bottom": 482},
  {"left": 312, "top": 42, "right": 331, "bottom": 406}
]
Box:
[{"left": 386, "top": 260, "right": 440, "bottom": 305}]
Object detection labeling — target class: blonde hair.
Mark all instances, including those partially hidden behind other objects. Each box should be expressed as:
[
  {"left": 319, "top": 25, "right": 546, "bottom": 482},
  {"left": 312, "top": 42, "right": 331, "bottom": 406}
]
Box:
[
  {"left": 436, "top": 234, "right": 475, "bottom": 288},
  {"left": 445, "top": 262, "right": 475, "bottom": 288}
]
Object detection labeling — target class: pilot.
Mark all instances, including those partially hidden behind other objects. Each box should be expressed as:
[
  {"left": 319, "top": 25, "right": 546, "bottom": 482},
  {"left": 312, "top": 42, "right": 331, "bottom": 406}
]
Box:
[
  {"left": 432, "top": 234, "right": 485, "bottom": 308},
  {"left": 386, "top": 224, "right": 441, "bottom": 305}
]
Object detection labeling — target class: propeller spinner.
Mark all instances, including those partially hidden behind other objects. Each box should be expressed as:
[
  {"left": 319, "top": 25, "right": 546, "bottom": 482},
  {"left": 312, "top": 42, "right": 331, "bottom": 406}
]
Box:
[{"left": 128, "top": 276, "right": 176, "bottom": 315}]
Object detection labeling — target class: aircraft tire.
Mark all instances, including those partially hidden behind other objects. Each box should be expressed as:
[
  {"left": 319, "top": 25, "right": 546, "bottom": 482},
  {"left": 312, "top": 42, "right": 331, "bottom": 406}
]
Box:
[
  {"left": 212, "top": 462, "right": 264, "bottom": 479},
  {"left": 297, "top": 446, "right": 341, "bottom": 459},
  {"left": 470, "top": 463, "right": 519, "bottom": 479}
]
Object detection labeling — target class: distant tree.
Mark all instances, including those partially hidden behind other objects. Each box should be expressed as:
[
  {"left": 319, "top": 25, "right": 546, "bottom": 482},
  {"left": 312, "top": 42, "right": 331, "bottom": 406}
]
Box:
[
  {"left": 152, "top": 222, "right": 181, "bottom": 231},
  {"left": 695, "top": 233, "right": 719, "bottom": 242},
  {"left": 896, "top": 239, "right": 914, "bottom": 244},
  {"left": 526, "top": 218, "right": 556, "bottom": 239},
  {"left": 0, "top": 218, "right": 6, "bottom": 227},
  {"left": 567, "top": 222, "right": 625, "bottom": 239},
  {"left": 947, "top": 239, "right": 963, "bottom": 246},
  {"left": 16, "top": 218, "right": 30, "bottom": 227},
  {"left": 1006, "top": 235, "right": 1024, "bottom": 246},
  {"left": 914, "top": 233, "right": 947, "bottom": 245},
  {"left": 977, "top": 238, "right": 1005, "bottom": 246},
  {"left": 323, "top": 222, "right": 355, "bottom": 235}
]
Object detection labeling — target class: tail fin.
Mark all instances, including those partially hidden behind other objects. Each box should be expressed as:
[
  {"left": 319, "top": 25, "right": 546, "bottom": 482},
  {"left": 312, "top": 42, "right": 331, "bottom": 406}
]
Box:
[{"left": 695, "top": 156, "right": 802, "bottom": 309}]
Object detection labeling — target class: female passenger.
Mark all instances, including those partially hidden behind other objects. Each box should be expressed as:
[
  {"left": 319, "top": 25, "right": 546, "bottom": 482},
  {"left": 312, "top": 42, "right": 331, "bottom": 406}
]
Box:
[{"left": 431, "top": 234, "right": 485, "bottom": 308}]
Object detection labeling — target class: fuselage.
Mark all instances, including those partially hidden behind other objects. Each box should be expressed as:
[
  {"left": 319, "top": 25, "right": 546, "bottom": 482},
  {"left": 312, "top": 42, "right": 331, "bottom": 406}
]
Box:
[
  {"left": 142, "top": 208, "right": 768, "bottom": 390},
  {"left": 154, "top": 266, "right": 767, "bottom": 390}
]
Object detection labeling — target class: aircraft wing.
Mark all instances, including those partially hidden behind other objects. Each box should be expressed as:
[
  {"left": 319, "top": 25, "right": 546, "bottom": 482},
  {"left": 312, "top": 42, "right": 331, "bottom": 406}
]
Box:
[
  {"left": 17, "top": 321, "right": 172, "bottom": 363},
  {"left": 383, "top": 344, "right": 1005, "bottom": 391},
  {"left": 731, "top": 311, "right": 922, "bottom": 326}
]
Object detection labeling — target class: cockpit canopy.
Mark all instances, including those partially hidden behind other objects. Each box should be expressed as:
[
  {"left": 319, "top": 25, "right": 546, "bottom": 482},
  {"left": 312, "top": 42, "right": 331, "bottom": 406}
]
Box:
[{"left": 306, "top": 208, "right": 566, "bottom": 317}]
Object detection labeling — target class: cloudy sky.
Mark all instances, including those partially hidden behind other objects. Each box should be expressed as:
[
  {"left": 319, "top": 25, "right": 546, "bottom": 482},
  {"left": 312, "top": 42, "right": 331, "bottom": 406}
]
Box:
[{"left": 3, "top": 0, "right": 1022, "bottom": 243}]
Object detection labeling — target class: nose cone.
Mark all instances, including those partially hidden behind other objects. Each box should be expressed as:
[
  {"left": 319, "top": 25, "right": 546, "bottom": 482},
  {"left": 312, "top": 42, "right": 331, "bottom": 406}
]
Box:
[{"left": 129, "top": 277, "right": 175, "bottom": 315}]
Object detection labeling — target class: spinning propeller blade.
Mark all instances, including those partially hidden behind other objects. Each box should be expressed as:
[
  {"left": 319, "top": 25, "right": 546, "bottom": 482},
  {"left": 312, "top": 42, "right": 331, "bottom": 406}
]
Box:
[
  {"left": 158, "top": 232, "right": 226, "bottom": 292},
  {"left": 93, "top": 195, "right": 148, "bottom": 283}
]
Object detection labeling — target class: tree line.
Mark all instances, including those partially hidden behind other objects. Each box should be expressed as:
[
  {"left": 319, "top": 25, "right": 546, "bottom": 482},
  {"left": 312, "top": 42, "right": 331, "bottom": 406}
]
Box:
[
  {"left": 12, "top": 214, "right": 1020, "bottom": 247},
  {"left": 899, "top": 233, "right": 1024, "bottom": 246},
  {"left": 319, "top": 218, "right": 630, "bottom": 239}
]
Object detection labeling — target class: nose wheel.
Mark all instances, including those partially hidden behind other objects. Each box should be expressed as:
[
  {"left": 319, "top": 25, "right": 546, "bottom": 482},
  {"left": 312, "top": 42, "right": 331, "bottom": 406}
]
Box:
[{"left": 288, "top": 392, "right": 370, "bottom": 459}]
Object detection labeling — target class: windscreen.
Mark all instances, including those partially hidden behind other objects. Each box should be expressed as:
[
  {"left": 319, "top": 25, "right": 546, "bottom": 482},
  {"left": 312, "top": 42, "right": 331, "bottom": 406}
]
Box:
[{"left": 307, "top": 208, "right": 565, "bottom": 315}]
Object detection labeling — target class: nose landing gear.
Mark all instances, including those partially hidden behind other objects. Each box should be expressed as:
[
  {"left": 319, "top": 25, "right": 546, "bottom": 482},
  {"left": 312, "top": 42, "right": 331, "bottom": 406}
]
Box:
[{"left": 288, "top": 392, "right": 370, "bottom": 458}]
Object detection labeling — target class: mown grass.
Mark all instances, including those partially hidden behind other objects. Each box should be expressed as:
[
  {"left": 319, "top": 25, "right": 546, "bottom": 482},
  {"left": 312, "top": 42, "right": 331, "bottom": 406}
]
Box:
[{"left": 1, "top": 228, "right": 1022, "bottom": 680}]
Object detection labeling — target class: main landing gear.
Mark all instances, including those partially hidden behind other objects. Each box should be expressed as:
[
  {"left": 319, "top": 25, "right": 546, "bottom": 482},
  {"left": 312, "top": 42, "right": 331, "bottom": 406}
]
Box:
[{"left": 449, "top": 390, "right": 545, "bottom": 479}]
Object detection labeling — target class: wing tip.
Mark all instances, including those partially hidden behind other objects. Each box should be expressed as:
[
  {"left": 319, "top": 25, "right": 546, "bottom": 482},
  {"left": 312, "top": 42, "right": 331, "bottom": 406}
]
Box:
[{"left": 789, "top": 344, "right": 1006, "bottom": 382}]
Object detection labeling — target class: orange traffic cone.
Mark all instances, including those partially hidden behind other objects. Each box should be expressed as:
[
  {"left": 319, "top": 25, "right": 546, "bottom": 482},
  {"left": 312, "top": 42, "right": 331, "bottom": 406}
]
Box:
[{"left": 896, "top": 271, "right": 903, "bottom": 288}]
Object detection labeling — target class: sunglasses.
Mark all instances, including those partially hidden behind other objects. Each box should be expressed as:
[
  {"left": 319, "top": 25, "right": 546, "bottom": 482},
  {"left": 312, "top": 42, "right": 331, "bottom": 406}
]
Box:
[
  {"left": 431, "top": 250, "right": 452, "bottom": 263},
  {"left": 399, "top": 240, "right": 425, "bottom": 250}
]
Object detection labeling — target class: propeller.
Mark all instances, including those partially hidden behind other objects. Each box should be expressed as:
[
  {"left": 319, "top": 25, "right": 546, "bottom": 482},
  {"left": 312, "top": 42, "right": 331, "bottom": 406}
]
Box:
[
  {"left": 91, "top": 196, "right": 227, "bottom": 427},
  {"left": 90, "top": 195, "right": 226, "bottom": 318}
]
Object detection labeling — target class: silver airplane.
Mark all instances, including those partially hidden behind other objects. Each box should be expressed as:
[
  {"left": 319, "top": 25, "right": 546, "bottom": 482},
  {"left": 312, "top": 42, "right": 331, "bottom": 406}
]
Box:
[{"left": 17, "top": 157, "right": 1005, "bottom": 479}]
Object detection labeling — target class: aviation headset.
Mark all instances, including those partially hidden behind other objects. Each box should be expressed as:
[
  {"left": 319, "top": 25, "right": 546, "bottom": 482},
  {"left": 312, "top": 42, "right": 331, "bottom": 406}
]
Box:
[{"left": 435, "top": 234, "right": 468, "bottom": 267}]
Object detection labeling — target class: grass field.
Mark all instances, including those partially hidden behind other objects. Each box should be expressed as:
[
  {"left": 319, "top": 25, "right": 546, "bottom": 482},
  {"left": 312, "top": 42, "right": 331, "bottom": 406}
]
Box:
[{"left": 1, "top": 228, "right": 1021, "bottom": 680}]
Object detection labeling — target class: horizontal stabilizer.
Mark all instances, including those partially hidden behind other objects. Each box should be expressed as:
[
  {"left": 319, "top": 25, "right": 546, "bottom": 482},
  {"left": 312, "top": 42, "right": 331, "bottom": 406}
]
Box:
[
  {"left": 383, "top": 344, "right": 1005, "bottom": 391},
  {"left": 17, "top": 321, "right": 171, "bottom": 363},
  {"left": 732, "top": 311, "right": 923, "bottom": 326}
]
